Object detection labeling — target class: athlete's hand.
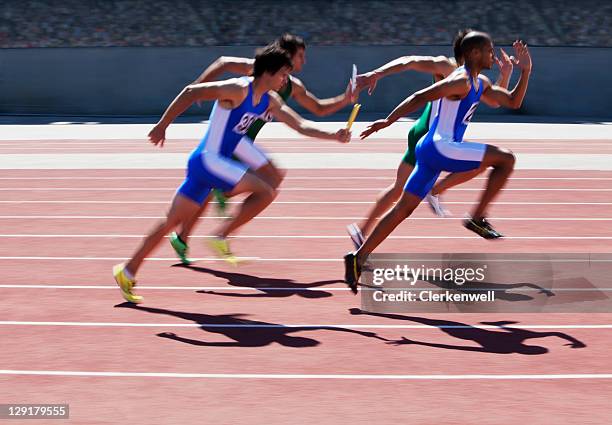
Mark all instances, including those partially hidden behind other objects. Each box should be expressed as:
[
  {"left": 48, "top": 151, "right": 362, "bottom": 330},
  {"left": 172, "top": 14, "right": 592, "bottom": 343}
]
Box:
[
  {"left": 513, "top": 40, "right": 532, "bottom": 72},
  {"left": 344, "top": 79, "right": 359, "bottom": 104},
  {"left": 148, "top": 124, "right": 167, "bottom": 148},
  {"left": 356, "top": 72, "right": 378, "bottom": 95},
  {"left": 360, "top": 119, "right": 389, "bottom": 139},
  {"left": 335, "top": 128, "right": 351, "bottom": 144},
  {"left": 495, "top": 48, "right": 514, "bottom": 78}
]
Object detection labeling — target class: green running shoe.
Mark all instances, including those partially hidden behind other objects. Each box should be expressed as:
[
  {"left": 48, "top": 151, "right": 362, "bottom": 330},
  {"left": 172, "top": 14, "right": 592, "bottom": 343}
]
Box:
[{"left": 170, "top": 232, "right": 193, "bottom": 265}]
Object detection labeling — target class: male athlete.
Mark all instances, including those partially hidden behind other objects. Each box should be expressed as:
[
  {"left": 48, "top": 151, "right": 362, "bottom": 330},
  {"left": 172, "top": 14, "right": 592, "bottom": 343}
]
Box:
[
  {"left": 113, "top": 46, "right": 351, "bottom": 303},
  {"left": 347, "top": 29, "right": 514, "bottom": 249},
  {"left": 344, "top": 33, "right": 532, "bottom": 292},
  {"left": 170, "top": 34, "right": 357, "bottom": 264}
]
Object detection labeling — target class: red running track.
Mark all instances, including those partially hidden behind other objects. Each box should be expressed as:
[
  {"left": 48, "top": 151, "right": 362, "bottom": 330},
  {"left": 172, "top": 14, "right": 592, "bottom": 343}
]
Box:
[{"left": 1, "top": 140, "right": 612, "bottom": 424}]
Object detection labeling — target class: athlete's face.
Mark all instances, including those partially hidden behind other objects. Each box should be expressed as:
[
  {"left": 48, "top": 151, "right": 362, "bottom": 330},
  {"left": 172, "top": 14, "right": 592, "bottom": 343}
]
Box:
[
  {"left": 270, "top": 65, "right": 292, "bottom": 91},
  {"left": 291, "top": 48, "right": 306, "bottom": 72},
  {"left": 480, "top": 41, "right": 495, "bottom": 69}
]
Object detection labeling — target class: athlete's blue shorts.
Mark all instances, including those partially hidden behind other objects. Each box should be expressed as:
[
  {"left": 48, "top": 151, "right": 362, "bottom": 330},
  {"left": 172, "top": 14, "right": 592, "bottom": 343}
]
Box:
[
  {"left": 177, "top": 137, "right": 271, "bottom": 205},
  {"left": 404, "top": 134, "right": 487, "bottom": 199},
  {"left": 176, "top": 152, "right": 246, "bottom": 205}
]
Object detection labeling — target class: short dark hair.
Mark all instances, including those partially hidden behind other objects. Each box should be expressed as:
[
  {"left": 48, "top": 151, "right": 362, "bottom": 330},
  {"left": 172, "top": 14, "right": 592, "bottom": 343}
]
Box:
[
  {"left": 276, "top": 33, "right": 306, "bottom": 57},
  {"left": 460, "top": 31, "right": 493, "bottom": 58},
  {"left": 253, "top": 45, "right": 293, "bottom": 77},
  {"left": 453, "top": 28, "right": 474, "bottom": 62}
]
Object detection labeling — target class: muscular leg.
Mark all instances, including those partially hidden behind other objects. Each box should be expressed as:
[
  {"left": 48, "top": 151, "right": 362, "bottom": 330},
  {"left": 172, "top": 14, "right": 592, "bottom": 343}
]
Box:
[
  {"left": 126, "top": 193, "right": 202, "bottom": 277},
  {"left": 359, "top": 161, "right": 414, "bottom": 237},
  {"left": 430, "top": 167, "right": 485, "bottom": 196},
  {"left": 356, "top": 191, "right": 422, "bottom": 265},
  {"left": 470, "top": 145, "right": 515, "bottom": 220},
  {"left": 177, "top": 160, "right": 284, "bottom": 244},
  {"left": 178, "top": 192, "right": 212, "bottom": 245},
  {"left": 215, "top": 171, "right": 276, "bottom": 238}
]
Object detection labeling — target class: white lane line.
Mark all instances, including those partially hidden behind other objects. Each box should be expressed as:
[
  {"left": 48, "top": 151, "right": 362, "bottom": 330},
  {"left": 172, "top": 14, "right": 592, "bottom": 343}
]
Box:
[
  {"left": 1, "top": 321, "right": 611, "bottom": 330},
  {"left": 0, "top": 216, "right": 611, "bottom": 221},
  {"left": 1, "top": 370, "right": 612, "bottom": 380},
  {"left": 1, "top": 235, "right": 612, "bottom": 242},
  {"left": 1, "top": 187, "right": 612, "bottom": 191},
  {"left": 1, "top": 200, "right": 612, "bottom": 206}
]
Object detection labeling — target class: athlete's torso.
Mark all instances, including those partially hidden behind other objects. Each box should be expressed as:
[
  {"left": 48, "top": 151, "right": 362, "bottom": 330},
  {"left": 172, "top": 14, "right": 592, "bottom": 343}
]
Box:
[
  {"left": 197, "top": 78, "right": 271, "bottom": 156},
  {"left": 429, "top": 66, "right": 484, "bottom": 143}
]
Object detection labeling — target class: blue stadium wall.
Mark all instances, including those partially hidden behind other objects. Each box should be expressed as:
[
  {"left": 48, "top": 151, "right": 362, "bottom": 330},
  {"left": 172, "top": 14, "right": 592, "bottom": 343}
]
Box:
[{"left": 1, "top": 46, "right": 611, "bottom": 118}]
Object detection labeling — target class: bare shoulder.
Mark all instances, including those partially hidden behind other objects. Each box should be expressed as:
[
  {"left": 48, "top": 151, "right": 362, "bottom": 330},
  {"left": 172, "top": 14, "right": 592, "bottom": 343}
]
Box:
[
  {"left": 478, "top": 74, "right": 493, "bottom": 89},
  {"left": 267, "top": 91, "right": 284, "bottom": 108},
  {"left": 232, "top": 76, "right": 252, "bottom": 88},
  {"left": 445, "top": 69, "right": 470, "bottom": 85},
  {"left": 221, "top": 77, "right": 251, "bottom": 95},
  {"left": 214, "top": 77, "right": 250, "bottom": 106},
  {"left": 288, "top": 75, "right": 305, "bottom": 91},
  {"left": 288, "top": 75, "right": 302, "bottom": 85}
]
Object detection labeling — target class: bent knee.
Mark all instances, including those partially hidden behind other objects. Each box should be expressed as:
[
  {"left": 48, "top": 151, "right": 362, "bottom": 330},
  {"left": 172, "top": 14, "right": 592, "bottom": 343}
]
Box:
[{"left": 256, "top": 181, "right": 276, "bottom": 200}]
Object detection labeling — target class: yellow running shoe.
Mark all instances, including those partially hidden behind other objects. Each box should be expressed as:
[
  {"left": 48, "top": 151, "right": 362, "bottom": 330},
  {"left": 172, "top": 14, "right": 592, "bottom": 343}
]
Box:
[
  {"left": 113, "top": 263, "right": 143, "bottom": 304},
  {"left": 207, "top": 237, "right": 240, "bottom": 266}
]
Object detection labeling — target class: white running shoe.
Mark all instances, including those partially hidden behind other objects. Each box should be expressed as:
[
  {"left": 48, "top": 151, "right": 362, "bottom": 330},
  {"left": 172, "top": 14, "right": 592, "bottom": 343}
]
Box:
[{"left": 426, "top": 194, "right": 452, "bottom": 217}]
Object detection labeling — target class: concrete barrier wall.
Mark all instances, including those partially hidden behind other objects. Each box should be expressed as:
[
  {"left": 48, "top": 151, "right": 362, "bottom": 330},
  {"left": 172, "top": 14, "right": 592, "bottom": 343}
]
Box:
[{"left": 1, "top": 46, "right": 611, "bottom": 118}]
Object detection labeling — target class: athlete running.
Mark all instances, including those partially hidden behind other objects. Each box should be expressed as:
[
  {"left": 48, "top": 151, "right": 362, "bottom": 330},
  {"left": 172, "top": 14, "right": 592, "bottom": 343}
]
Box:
[
  {"left": 344, "top": 33, "right": 532, "bottom": 292},
  {"left": 113, "top": 46, "right": 351, "bottom": 303}
]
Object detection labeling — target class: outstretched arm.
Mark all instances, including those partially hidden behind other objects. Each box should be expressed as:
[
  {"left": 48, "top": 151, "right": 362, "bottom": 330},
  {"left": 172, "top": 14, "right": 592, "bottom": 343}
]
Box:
[
  {"left": 192, "top": 56, "right": 254, "bottom": 84},
  {"left": 267, "top": 93, "right": 351, "bottom": 143},
  {"left": 291, "top": 77, "right": 356, "bottom": 116},
  {"left": 148, "top": 79, "right": 246, "bottom": 147},
  {"left": 360, "top": 74, "right": 470, "bottom": 139},
  {"left": 357, "top": 55, "right": 456, "bottom": 94}
]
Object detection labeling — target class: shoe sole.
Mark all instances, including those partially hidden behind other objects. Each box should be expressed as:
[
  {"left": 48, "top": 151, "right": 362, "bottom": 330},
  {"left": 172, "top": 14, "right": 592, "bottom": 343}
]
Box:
[{"left": 343, "top": 253, "right": 359, "bottom": 294}]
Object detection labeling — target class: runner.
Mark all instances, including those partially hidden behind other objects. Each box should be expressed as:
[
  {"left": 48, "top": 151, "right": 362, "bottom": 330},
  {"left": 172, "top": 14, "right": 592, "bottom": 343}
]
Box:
[
  {"left": 344, "top": 33, "right": 532, "bottom": 292},
  {"left": 113, "top": 46, "right": 351, "bottom": 303},
  {"left": 347, "top": 28, "right": 514, "bottom": 249},
  {"left": 171, "top": 34, "right": 357, "bottom": 264}
]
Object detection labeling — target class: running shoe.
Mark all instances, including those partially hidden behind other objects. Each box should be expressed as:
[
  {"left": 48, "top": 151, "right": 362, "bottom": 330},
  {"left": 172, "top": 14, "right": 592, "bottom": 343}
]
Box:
[
  {"left": 169, "top": 232, "right": 193, "bottom": 265},
  {"left": 208, "top": 237, "right": 240, "bottom": 266},
  {"left": 113, "top": 263, "right": 143, "bottom": 304},
  {"left": 426, "top": 194, "right": 451, "bottom": 217},
  {"left": 463, "top": 216, "right": 503, "bottom": 239},
  {"left": 343, "top": 251, "right": 362, "bottom": 294}
]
